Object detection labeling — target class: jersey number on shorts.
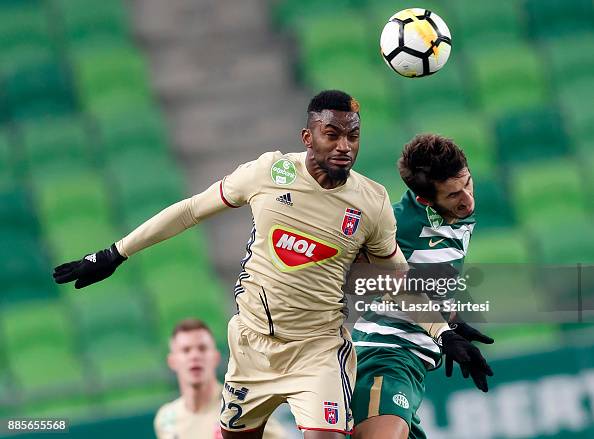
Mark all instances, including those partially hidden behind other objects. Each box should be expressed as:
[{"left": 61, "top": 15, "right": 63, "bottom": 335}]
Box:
[{"left": 221, "top": 396, "right": 245, "bottom": 430}]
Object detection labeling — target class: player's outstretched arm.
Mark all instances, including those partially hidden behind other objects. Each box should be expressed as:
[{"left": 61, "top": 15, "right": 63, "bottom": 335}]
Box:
[{"left": 52, "top": 181, "right": 230, "bottom": 289}]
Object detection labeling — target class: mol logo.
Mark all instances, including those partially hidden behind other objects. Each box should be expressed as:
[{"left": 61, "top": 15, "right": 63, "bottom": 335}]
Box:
[{"left": 269, "top": 225, "right": 340, "bottom": 272}]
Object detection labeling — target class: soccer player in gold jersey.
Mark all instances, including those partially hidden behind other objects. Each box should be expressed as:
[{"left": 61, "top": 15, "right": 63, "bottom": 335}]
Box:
[
  {"left": 154, "top": 318, "right": 286, "bottom": 439},
  {"left": 54, "top": 90, "right": 479, "bottom": 439}
]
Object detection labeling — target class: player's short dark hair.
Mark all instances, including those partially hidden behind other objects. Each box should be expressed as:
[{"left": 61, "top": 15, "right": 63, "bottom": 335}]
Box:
[
  {"left": 171, "top": 318, "right": 213, "bottom": 339},
  {"left": 398, "top": 133, "right": 468, "bottom": 201},
  {"left": 307, "top": 90, "right": 360, "bottom": 126}
]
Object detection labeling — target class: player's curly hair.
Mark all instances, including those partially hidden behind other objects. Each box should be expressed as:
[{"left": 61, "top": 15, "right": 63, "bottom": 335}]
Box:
[
  {"left": 307, "top": 90, "right": 360, "bottom": 126},
  {"left": 398, "top": 133, "right": 468, "bottom": 201}
]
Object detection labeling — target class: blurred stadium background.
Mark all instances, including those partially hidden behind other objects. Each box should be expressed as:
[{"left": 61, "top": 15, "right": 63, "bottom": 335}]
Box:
[{"left": 0, "top": 0, "right": 593, "bottom": 438}]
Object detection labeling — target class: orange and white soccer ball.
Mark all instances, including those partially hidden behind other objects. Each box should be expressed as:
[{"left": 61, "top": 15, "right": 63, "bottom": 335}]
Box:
[{"left": 380, "top": 8, "right": 452, "bottom": 77}]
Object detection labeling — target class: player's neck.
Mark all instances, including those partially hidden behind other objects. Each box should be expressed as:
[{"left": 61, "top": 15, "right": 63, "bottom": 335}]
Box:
[
  {"left": 305, "top": 153, "right": 347, "bottom": 189},
  {"left": 180, "top": 378, "right": 218, "bottom": 413}
]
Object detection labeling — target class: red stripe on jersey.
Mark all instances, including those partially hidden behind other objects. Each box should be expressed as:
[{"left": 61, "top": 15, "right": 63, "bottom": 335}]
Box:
[
  {"left": 369, "top": 245, "right": 398, "bottom": 259},
  {"left": 219, "top": 180, "right": 240, "bottom": 208}
]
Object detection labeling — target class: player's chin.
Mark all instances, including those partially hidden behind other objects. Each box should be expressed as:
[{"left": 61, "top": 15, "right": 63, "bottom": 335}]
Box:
[{"left": 457, "top": 208, "right": 474, "bottom": 219}]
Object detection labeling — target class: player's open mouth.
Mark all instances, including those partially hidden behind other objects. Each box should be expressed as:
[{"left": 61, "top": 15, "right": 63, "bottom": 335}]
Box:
[{"left": 190, "top": 366, "right": 203, "bottom": 373}]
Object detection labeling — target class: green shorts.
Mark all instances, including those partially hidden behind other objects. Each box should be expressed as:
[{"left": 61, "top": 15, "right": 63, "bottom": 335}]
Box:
[{"left": 352, "top": 346, "right": 427, "bottom": 439}]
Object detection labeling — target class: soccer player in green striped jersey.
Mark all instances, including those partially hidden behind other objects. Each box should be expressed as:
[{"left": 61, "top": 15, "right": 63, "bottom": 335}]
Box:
[{"left": 351, "top": 134, "right": 494, "bottom": 439}]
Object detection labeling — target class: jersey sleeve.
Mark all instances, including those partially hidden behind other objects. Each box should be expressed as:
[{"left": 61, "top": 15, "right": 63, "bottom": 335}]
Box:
[
  {"left": 221, "top": 151, "right": 280, "bottom": 207},
  {"left": 365, "top": 188, "right": 398, "bottom": 258}
]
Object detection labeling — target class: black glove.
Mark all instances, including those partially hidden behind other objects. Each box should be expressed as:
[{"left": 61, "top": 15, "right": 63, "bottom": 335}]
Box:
[
  {"left": 53, "top": 244, "right": 126, "bottom": 289},
  {"left": 440, "top": 329, "right": 493, "bottom": 392},
  {"left": 445, "top": 320, "right": 494, "bottom": 379}
]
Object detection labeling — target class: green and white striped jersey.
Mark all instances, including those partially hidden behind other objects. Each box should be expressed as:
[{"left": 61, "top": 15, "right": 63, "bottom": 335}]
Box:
[{"left": 352, "top": 190, "right": 476, "bottom": 369}]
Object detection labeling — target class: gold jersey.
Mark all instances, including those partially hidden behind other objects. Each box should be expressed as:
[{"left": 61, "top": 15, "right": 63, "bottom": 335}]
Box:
[
  {"left": 154, "top": 383, "right": 286, "bottom": 439},
  {"left": 221, "top": 151, "right": 397, "bottom": 340}
]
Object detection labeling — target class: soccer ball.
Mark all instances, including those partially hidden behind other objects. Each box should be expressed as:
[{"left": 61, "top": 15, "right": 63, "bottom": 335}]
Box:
[{"left": 380, "top": 8, "right": 452, "bottom": 78}]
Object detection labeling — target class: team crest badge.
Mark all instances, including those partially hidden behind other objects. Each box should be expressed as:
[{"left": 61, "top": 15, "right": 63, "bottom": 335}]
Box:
[
  {"left": 341, "top": 208, "right": 361, "bottom": 236},
  {"left": 324, "top": 401, "right": 339, "bottom": 425}
]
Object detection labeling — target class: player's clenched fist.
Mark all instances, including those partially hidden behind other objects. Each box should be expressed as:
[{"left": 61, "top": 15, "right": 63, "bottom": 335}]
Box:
[{"left": 52, "top": 244, "right": 126, "bottom": 289}]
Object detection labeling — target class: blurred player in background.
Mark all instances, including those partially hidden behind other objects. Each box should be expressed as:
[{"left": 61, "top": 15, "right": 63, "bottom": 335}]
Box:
[
  {"left": 351, "top": 134, "right": 494, "bottom": 439},
  {"left": 53, "top": 90, "right": 486, "bottom": 439},
  {"left": 154, "top": 318, "right": 285, "bottom": 439}
]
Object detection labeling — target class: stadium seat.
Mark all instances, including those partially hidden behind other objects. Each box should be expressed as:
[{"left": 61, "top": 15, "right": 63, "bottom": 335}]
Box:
[
  {"left": 0, "top": 133, "right": 14, "bottom": 187},
  {"left": 398, "top": 63, "right": 471, "bottom": 122},
  {"left": 0, "top": 186, "right": 39, "bottom": 237},
  {"left": 544, "top": 34, "right": 594, "bottom": 95},
  {"left": 408, "top": 111, "right": 496, "bottom": 179},
  {"left": 4, "top": 58, "right": 77, "bottom": 121},
  {"left": 72, "top": 47, "right": 152, "bottom": 115},
  {"left": 10, "top": 344, "right": 86, "bottom": 396},
  {"left": 465, "top": 228, "right": 531, "bottom": 263},
  {"left": 34, "top": 171, "right": 112, "bottom": 226},
  {"left": 495, "top": 107, "right": 569, "bottom": 165},
  {"left": 106, "top": 151, "right": 183, "bottom": 211},
  {"left": 524, "top": 0, "right": 594, "bottom": 40},
  {"left": 294, "top": 12, "right": 370, "bottom": 68},
  {"left": 95, "top": 106, "right": 168, "bottom": 157},
  {"left": 271, "top": 0, "right": 360, "bottom": 30},
  {"left": 306, "top": 57, "right": 397, "bottom": 118},
  {"left": 0, "top": 2, "right": 55, "bottom": 71},
  {"left": 1, "top": 300, "right": 73, "bottom": 352},
  {"left": 0, "top": 232, "right": 57, "bottom": 303},
  {"left": 21, "top": 116, "right": 91, "bottom": 177},
  {"left": 557, "top": 81, "right": 594, "bottom": 144},
  {"left": 71, "top": 293, "right": 151, "bottom": 343},
  {"left": 100, "top": 383, "right": 175, "bottom": 414},
  {"left": 469, "top": 43, "right": 549, "bottom": 116},
  {"left": 473, "top": 177, "right": 516, "bottom": 229},
  {"left": 53, "top": 0, "right": 130, "bottom": 50},
  {"left": 448, "top": 0, "right": 523, "bottom": 49},
  {"left": 85, "top": 333, "right": 166, "bottom": 387},
  {"left": 510, "top": 159, "right": 589, "bottom": 228},
  {"left": 535, "top": 220, "right": 594, "bottom": 264}
]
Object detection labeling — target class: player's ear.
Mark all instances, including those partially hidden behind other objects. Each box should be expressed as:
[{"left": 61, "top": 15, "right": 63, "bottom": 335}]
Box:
[
  {"left": 167, "top": 352, "right": 178, "bottom": 372},
  {"left": 301, "top": 128, "right": 312, "bottom": 148}
]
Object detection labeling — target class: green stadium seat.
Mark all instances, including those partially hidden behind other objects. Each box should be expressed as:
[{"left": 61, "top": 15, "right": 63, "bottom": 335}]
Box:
[
  {"left": 544, "top": 34, "right": 594, "bottom": 95},
  {"left": 10, "top": 344, "right": 85, "bottom": 396},
  {"left": 0, "top": 132, "right": 14, "bottom": 187},
  {"left": 85, "top": 333, "right": 166, "bottom": 386},
  {"left": 469, "top": 43, "right": 549, "bottom": 116},
  {"left": 448, "top": 0, "right": 523, "bottom": 49},
  {"left": 71, "top": 293, "right": 151, "bottom": 343},
  {"left": 398, "top": 63, "right": 470, "bottom": 121},
  {"left": 0, "top": 232, "right": 57, "bottom": 303},
  {"left": 1, "top": 300, "right": 73, "bottom": 352},
  {"left": 72, "top": 47, "right": 152, "bottom": 115},
  {"left": 535, "top": 220, "right": 594, "bottom": 264},
  {"left": 0, "top": 2, "right": 55, "bottom": 71},
  {"left": 0, "top": 186, "right": 39, "bottom": 236},
  {"left": 101, "top": 383, "right": 175, "bottom": 414},
  {"left": 21, "top": 116, "right": 91, "bottom": 177},
  {"left": 524, "top": 0, "right": 594, "bottom": 40},
  {"left": 473, "top": 177, "right": 516, "bottom": 229},
  {"left": 4, "top": 58, "right": 77, "bottom": 121},
  {"left": 558, "top": 81, "right": 594, "bottom": 144},
  {"left": 306, "top": 57, "right": 397, "bottom": 117},
  {"left": 408, "top": 111, "right": 496, "bottom": 179},
  {"left": 96, "top": 106, "right": 168, "bottom": 157},
  {"left": 510, "top": 159, "right": 589, "bottom": 228},
  {"left": 34, "top": 171, "right": 112, "bottom": 227},
  {"left": 465, "top": 228, "right": 531, "bottom": 263},
  {"left": 495, "top": 107, "right": 569, "bottom": 165},
  {"left": 53, "top": 0, "right": 130, "bottom": 50},
  {"left": 19, "top": 393, "right": 93, "bottom": 420},
  {"left": 295, "top": 12, "right": 371, "bottom": 69},
  {"left": 271, "top": 0, "right": 360, "bottom": 30}
]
